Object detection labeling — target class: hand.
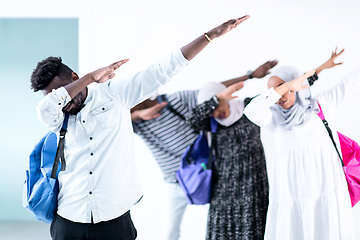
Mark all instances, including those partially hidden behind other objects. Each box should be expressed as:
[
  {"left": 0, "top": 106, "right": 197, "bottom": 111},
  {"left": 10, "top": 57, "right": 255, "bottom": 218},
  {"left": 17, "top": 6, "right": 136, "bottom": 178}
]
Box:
[
  {"left": 252, "top": 60, "right": 278, "bottom": 78},
  {"left": 135, "top": 102, "right": 168, "bottom": 121},
  {"left": 216, "top": 82, "right": 244, "bottom": 101},
  {"left": 325, "top": 47, "right": 344, "bottom": 69},
  {"left": 206, "top": 15, "right": 250, "bottom": 40},
  {"left": 316, "top": 47, "right": 344, "bottom": 74},
  {"left": 288, "top": 70, "right": 315, "bottom": 92},
  {"left": 90, "top": 59, "right": 129, "bottom": 83}
]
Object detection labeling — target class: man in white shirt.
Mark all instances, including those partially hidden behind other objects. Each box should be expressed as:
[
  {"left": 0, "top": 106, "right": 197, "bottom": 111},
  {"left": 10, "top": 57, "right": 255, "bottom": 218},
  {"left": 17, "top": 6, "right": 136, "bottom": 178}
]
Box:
[{"left": 30, "top": 16, "right": 250, "bottom": 240}]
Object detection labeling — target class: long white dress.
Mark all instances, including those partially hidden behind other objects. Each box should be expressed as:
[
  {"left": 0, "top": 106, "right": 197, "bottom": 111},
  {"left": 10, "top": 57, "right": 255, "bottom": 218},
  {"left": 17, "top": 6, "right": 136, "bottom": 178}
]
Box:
[{"left": 243, "top": 69, "right": 360, "bottom": 240}]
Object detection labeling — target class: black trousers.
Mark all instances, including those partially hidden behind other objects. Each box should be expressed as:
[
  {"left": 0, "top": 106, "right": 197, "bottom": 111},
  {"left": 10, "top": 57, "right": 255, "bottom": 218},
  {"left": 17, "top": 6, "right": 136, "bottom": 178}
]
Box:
[{"left": 50, "top": 211, "right": 137, "bottom": 240}]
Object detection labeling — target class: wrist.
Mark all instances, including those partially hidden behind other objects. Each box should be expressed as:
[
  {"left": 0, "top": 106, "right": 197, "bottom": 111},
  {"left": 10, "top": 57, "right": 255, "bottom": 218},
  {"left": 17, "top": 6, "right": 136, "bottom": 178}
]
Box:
[
  {"left": 83, "top": 73, "right": 97, "bottom": 84},
  {"left": 205, "top": 30, "right": 217, "bottom": 41},
  {"left": 215, "top": 94, "right": 223, "bottom": 102},
  {"left": 246, "top": 70, "right": 254, "bottom": 79}
]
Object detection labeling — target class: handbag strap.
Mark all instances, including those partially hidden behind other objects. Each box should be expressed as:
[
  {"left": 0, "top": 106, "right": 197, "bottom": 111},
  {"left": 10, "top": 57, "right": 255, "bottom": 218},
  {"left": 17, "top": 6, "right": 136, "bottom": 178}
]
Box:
[
  {"left": 50, "top": 113, "right": 70, "bottom": 179},
  {"left": 316, "top": 103, "right": 344, "bottom": 166}
]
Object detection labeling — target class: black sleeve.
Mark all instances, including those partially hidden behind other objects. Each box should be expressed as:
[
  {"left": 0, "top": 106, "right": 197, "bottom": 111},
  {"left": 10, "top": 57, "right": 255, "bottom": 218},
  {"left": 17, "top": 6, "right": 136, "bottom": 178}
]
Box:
[{"left": 185, "top": 96, "right": 218, "bottom": 132}]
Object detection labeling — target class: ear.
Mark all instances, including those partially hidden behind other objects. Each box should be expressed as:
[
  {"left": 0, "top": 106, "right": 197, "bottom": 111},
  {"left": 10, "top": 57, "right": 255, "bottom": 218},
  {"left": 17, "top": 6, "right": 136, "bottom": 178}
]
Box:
[{"left": 71, "top": 72, "right": 79, "bottom": 81}]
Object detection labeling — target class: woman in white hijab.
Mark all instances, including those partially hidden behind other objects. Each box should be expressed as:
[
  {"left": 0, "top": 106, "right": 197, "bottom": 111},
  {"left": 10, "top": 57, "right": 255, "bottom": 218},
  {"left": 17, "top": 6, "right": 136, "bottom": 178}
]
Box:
[
  {"left": 244, "top": 48, "right": 358, "bottom": 240},
  {"left": 186, "top": 80, "right": 269, "bottom": 239}
]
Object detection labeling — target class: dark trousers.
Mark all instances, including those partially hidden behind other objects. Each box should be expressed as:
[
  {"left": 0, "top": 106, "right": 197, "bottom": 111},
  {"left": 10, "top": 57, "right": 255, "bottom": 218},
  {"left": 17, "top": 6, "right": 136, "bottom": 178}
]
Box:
[{"left": 50, "top": 211, "right": 137, "bottom": 240}]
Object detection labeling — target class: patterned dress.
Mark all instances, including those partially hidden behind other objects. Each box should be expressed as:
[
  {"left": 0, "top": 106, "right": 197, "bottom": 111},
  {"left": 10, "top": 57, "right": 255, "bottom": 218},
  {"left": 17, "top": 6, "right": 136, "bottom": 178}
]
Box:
[{"left": 186, "top": 97, "right": 269, "bottom": 240}]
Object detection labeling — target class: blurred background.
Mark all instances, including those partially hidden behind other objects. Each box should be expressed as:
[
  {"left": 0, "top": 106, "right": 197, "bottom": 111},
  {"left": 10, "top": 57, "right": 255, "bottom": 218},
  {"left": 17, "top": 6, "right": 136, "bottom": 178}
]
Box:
[{"left": 1, "top": 0, "right": 360, "bottom": 239}]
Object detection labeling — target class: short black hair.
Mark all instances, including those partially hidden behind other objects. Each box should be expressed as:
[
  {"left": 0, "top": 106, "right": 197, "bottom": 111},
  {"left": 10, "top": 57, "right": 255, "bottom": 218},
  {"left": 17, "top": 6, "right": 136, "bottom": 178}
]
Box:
[{"left": 30, "top": 56, "right": 73, "bottom": 92}]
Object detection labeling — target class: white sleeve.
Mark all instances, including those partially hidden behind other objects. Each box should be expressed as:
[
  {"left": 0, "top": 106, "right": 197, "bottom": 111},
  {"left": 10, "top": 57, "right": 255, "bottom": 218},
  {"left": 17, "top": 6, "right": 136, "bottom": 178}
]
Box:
[
  {"left": 244, "top": 87, "right": 281, "bottom": 129},
  {"left": 108, "top": 48, "right": 188, "bottom": 108},
  {"left": 36, "top": 87, "right": 71, "bottom": 132},
  {"left": 315, "top": 67, "right": 360, "bottom": 112}
]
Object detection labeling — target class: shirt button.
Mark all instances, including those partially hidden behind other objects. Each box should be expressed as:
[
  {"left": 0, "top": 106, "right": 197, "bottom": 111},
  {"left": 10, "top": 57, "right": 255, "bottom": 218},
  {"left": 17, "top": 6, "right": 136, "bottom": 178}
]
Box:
[
  {"left": 58, "top": 103, "right": 61, "bottom": 105},
  {"left": 89, "top": 191, "right": 92, "bottom": 195},
  {"left": 90, "top": 153, "right": 93, "bottom": 156},
  {"left": 102, "top": 108, "right": 105, "bottom": 111},
  {"left": 90, "top": 137, "right": 93, "bottom": 140},
  {"left": 82, "top": 120, "right": 85, "bottom": 123},
  {"left": 89, "top": 171, "right": 93, "bottom": 175}
]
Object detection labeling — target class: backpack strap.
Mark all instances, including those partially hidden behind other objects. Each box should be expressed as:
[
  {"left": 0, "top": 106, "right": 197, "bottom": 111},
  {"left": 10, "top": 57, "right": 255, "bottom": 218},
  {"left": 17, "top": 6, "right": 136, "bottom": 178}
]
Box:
[
  {"left": 50, "top": 113, "right": 70, "bottom": 179},
  {"left": 316, "top": 103, "right": 344, "bottom": 166}
]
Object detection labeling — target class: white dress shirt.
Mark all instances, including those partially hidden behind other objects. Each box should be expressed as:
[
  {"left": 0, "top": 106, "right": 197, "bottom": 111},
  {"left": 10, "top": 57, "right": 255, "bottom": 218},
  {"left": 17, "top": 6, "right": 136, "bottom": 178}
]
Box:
[{"left": 36, "top": 49, "right": 188, "bottom": 223}]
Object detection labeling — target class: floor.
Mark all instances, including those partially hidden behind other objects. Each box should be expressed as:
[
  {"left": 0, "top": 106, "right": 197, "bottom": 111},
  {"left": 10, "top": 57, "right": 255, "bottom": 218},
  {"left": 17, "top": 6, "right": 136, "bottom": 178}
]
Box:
[{"left": 0, "top": 221, "right": 50, "bottom": 240}]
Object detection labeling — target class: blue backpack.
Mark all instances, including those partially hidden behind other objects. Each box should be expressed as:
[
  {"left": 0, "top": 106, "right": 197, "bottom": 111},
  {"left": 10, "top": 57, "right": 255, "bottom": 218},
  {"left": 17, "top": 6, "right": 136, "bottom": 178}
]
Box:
[
  {"left": 176, "top": 118, "right": 218, "bottom": 205},
  {"left": 23, "top": 113, "right": 69, "bottom": 223}
]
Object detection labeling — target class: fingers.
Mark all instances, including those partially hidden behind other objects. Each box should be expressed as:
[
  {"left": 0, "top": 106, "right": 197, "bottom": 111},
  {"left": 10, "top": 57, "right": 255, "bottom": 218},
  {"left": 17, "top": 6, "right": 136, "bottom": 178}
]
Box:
[
  {"left": 271, "top": 60, "right": 278, "bottom": 67},
  {"left": 151, "top": 102, "right": 168, "bottom": 112},
  {"left": 301, "top": 85, "right": 310, "bottom": 90},
  {"left": 108, "top": 73, "right": 116, "bottom": 79},
  {"left": 234, "top": 15, "right": 250, "bottom": 27},
  {"left": 111, "top": 59, "right": 129, "bottom": 70},
  {"left": 337, "top": 48, "right": 345, "bottom": 56},
  {"left": 230, "top": 81, "right": 244, "bottom": 93},
  {"left": 304, "top": 69, "right": 316, "bottom": 78}
]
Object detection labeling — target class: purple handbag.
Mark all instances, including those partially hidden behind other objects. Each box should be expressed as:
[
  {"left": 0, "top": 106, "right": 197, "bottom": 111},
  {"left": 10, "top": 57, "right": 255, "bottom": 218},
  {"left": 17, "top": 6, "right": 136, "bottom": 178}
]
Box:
[{"left": 176, "top": 118, "right": 218, "bottom": 205}]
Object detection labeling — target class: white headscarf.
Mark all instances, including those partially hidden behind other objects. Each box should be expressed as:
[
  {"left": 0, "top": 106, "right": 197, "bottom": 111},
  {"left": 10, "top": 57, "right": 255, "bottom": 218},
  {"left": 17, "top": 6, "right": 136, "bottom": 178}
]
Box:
[
  {"left": 197, "top": 82, "right": 244, "bottom": 127},
  {"left": 270, "top": 66, "right": 319, "bottom": 129}
]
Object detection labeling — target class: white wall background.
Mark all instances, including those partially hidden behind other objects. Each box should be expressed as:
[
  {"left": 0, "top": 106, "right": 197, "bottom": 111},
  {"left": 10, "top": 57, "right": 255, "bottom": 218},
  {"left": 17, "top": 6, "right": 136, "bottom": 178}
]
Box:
[{"left": 1, "top": 0, "right": 360, "bottom": 239}]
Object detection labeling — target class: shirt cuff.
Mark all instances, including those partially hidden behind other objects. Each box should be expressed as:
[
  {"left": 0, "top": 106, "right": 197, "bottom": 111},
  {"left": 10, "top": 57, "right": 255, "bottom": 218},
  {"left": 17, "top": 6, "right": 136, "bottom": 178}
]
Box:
[
  {"left": 173, "top": 48, "right": 189, "bottom": 67},
  {"left": 53, "top": 86, "right": 71, "bottom": 107},
  {"left": 261, "top": 87, "right": 282, "bottom": 107}
]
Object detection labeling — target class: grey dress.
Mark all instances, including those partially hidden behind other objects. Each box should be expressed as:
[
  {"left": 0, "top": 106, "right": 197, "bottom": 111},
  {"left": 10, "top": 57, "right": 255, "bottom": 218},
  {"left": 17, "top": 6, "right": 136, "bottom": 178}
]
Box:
[{"left": 186, "top": 97, "right": 269, "bottom": 240}]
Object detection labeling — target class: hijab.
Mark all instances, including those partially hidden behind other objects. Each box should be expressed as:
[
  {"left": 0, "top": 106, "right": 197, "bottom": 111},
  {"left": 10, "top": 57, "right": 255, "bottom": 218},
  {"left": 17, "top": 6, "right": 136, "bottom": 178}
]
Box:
[
  {"left": 270, "top": 66, "right": 319, "bottom": 130},
  {"left": 197, "top": 82, "right": 244, "bottom": 126}
]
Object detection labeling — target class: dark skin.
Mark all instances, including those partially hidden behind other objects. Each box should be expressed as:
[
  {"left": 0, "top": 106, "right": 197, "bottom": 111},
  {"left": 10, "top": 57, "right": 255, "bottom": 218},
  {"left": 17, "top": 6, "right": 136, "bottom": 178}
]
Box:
[
  {"left": 41, "top": 16, "right": 251, "bottom": 115},
  {"left": 130, "top": 60, "right": 278, "bottom": 121}
]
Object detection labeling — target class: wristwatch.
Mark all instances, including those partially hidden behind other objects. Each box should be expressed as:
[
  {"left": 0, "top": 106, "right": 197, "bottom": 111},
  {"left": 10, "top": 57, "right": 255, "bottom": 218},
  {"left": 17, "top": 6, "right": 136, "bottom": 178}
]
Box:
[
  {"left": 212, "top": 95, "right": 220, "bottom": 104},
  {"left": 246, "top": 70, "right": 254, "bottom": 79}
]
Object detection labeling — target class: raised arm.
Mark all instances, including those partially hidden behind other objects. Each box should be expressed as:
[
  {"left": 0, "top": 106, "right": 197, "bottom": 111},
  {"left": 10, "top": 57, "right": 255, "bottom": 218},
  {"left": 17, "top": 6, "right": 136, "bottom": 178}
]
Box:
[
  {"left": 243, "top": 70, "right": 315, "bottom": 128},
  {"left": 221, "top": 60, "right": 278, "bottom": 87},
  {"left": 186, "top": 81, "right": 244, "bottom": 130},
  {"left": 181, "top": 16, "right": 250, "bottom": 61},
  {"left": 131, "top": 102, "right": 168, "bottom": 122},
  {"left": 315, "top": 47, "right": 344, "bottom": 75},
  {"left": 64, "top": 60, "right": 128, "bottom": 99},
  {"left": 185, "top": 99, "right": 215, "bottom": 132}
]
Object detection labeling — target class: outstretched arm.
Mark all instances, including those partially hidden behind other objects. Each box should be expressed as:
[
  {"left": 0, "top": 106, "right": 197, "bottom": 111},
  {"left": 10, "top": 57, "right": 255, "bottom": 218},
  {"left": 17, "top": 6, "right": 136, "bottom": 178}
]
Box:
[
  {"left": 315, "top": 47, "right": 344, "bottom": 75},
  {"left": 216, "top": 81, "right": 244, "bottom": 101},
  {"left": 275, "top": 70, "right": 315, "bottom": 96},
  {"left": 181, "top": 16, "right": 250, "bottom": 61},
  {"left": 131, "top": 102, "right": 168, "bottom": 121},
  {"left": 64, "top": 59, "right": 129, "bottom": 99},
  {"left": 221, "top": 60, "right": 278, "bottom": 87}
]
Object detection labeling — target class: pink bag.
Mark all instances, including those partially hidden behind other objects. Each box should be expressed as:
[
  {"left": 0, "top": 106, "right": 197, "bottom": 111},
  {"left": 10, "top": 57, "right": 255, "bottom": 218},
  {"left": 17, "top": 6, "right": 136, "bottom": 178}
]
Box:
[{"left": 317, "top": 103, "right": 360, "bottom": 207}]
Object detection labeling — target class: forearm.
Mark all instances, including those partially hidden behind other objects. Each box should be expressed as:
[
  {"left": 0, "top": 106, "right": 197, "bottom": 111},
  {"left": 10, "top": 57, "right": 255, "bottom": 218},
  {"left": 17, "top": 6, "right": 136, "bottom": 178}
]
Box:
[
  {"left": 36, "top": 87, "right": 70, "bottom": 131},
  {"left": 180, "top": 34, "right": 211, "bottom": 61},
  {"left": 315, "top": 64, "right": 327, "bottom": 75},
  {"left": 274, "top": 83, "right": 290, "bottom": 96},
  {"left": 110, "top": 49, "right": 188, "bottom": 108},
  {"left": 64, "top": 73, "right": 94, "bottom": 99},
  {"left": 186, "top": 98, "right": 218, "bottom": 131},
  {"left": 243, "top": 89, "right": 279, "bottom": 128},
  {"left": 221, "top": 75, "right": 249, "bottom": 87}
]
